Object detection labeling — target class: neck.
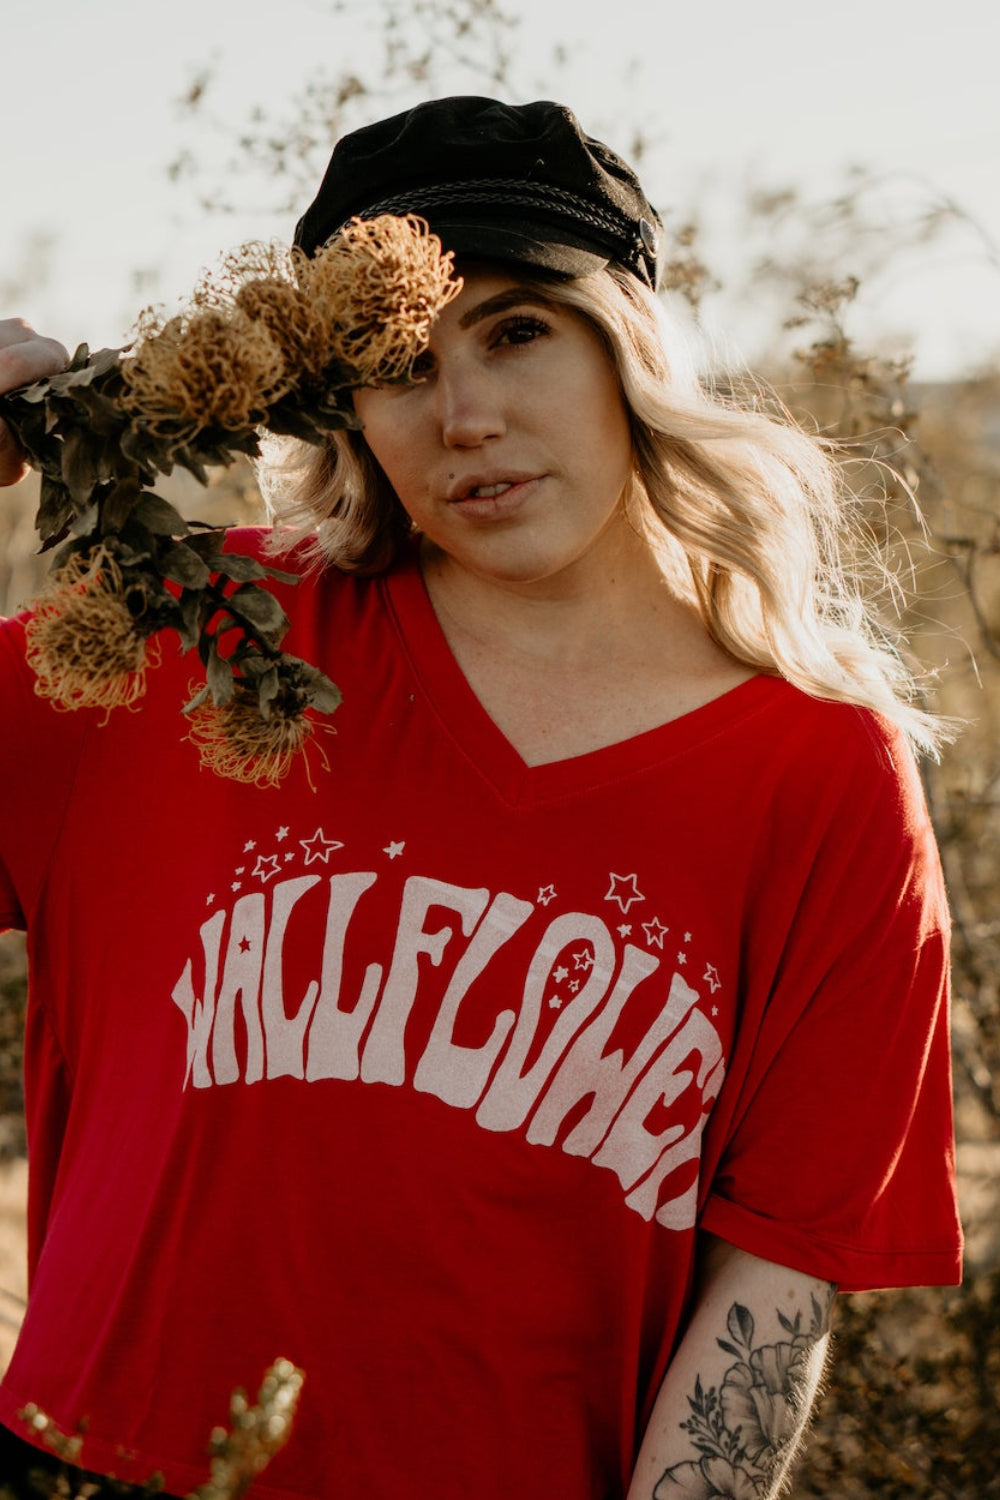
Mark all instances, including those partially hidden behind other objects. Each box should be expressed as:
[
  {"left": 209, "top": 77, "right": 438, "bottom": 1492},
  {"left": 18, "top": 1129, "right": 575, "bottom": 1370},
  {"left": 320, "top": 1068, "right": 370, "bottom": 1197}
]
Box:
[{"left": 419, "top": 528, "right": 688, "bottom": 670}]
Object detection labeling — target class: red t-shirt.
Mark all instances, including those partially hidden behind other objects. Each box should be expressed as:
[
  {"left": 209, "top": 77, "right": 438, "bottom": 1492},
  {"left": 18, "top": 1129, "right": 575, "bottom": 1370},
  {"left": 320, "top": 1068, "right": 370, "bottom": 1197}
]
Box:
[{"left": 0, "top": 534, "right": 961, "bottom": 1498}]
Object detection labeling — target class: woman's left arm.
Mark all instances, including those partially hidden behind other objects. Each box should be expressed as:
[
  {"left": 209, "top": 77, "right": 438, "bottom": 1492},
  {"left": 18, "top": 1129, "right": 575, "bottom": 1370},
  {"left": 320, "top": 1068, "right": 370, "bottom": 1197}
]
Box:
[{"left": 627, "top": 1236, "right": 836, "bottom": 1500}]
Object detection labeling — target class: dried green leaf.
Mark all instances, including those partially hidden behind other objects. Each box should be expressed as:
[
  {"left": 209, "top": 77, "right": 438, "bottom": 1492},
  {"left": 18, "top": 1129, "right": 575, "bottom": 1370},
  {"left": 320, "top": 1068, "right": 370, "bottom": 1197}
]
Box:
[
  {"left": 257, "top": 666, "right": 281, "bottom": 717},
  {"left": 101, "top": 476, "right": 144, "bottom": 533},
  {"left": 36, "top": 475, "right": 74, "bottom": 546},
  {"left": 133, "top": 493, "right": 189, "bottom": 537},
  {"left": 113, "top": 518, "right": 157, "bottom": 566},
  {"left": 46, "top": 345, "right": 123, "bottom": 393},
  {"left": 183, "top": 682, "right": 212, "bottom": 714},
  {"left": 228, "top": 583, "right": 290, "bottom": 641},
  {"left": 184, "top": 529, "right": 229, "bottom": 559},
  {"left": 306, "top": 677, "right": 343, "bottom": 715},
  {"left": 60, "top": 426, "right": 103, "bottom": 506},
  {"left": 207, "top": 640, "right": 235, "bottom": 705},
  {"left": 209, "top": 553, "right": 269, "bottom": 583},
  {"left": 176, "top": 588, "right": 203, "bottom": 651},
  {"left": 69, "top": 383, "right": 129, "bottom": 434},
  {"left": 288, "top": 657, "right": 342, "bottom": 715},
  {"left": 69, "top": 502, "right": 100, "bottom": 538},
  {"left": 160, "top": 541, "right": 212, "bottom": 589},
  {"left": 118, "top": 423, "right": 166, "bottom": 476},
  {"left": 262, "top": 404, "right": 329, "bottom": 443},
  {"left": 167, "top": 448, "right": 211, "bottom": 485},
  {"left": 206, "top": 552, "right": 301, "bottom": 587},
  {"left": 6, "top": 378, "right": 51, "bottom": 407}
]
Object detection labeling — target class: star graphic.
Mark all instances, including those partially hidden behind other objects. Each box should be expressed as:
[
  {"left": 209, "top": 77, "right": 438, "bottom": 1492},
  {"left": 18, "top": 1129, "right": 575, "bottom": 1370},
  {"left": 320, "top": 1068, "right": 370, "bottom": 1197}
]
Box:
[
  {"left": 617, "top": 924, "right": 632, "bottom": 938},
  {"left": 243, "top": 840, "right": 257, "bottom": 853},
  {"left": 300, "top": 828, "right": 344, "bottom": 867},
  {"left": 275, "top": 826, "right": 289, "bottom": 842},
  {"left": 231, "top": 881, "right": 242, "bottom": 892},
  {"left": 684, "top": 931, "right": 693, "bottom": 943},
  {"left": 548, "top": 996, "right": 563, "bottom": 1010},
  {"left": 677, "top": 952, "right": 687, "bottom": 965},
  {"left": 642, "top": 916, "right": 669, "bottom": 949},
  {"left": 703, "top": 964, "right": 721, "bottom": 995},
  {"left": 568, "top": 980, "right": 580, "bottom": 993},
  {"left": 253, "top": 854, "right": 281, "bottom": 883},
  {"left": 235, "top": 866, "right": 245, "bottom": 875},
  {"left": 572, "top": 949, "right": 594, "bottom": 971},
  {"left": 238, "top": 937, "right": 252, "bottom": 954},
  {"left": 605, "top": 872, "right": 645, "bottom": 913},
  {"left": 206, "top": 893, "right": 215, "bottom": 906},
  {"left": 711, "top": 1006, "right": 719, "bottom": 1017},
  {"left": 284, "top": 852, "right": 295, "bottom": 862},
  {"left": 384, "top": 841, "right": 406, "bottom": 860},
  {"left": 553, "top": 965, "right": 569, "bottom": 983},
  {"left": 537, "top": 884, "right": 557, "bottom": 906}
]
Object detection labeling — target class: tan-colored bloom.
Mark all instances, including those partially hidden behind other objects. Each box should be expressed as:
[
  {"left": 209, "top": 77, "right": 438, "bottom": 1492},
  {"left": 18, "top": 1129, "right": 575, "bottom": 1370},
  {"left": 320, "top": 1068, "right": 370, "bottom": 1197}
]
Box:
[
  {"left": 24, "top": 548, "right": 154, "bottom": 712},
  {"left": 299, "top": 213, "right": 462, "bottom": 385},
  {"left": 186, "top": 687, "right": 329, "bottom": 789},
  {"left": 197, "top": 240, "right": 335, "bottom": 385},
  {"left": 121, "top": 304, "right": 290, "bottom": 437},
  {"left": 121, "top": 215, "right": 458, "bottom": 439}
]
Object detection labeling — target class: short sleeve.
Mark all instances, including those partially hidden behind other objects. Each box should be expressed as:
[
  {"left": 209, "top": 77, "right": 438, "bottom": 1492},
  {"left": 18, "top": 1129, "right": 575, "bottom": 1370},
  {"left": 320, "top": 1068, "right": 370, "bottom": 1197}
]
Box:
[
  {"left": 701, "top": 706, "right": 962, "bottom": 1291},
  {"left": 0, "top": 614, "right": 89, "bottom": 931}
]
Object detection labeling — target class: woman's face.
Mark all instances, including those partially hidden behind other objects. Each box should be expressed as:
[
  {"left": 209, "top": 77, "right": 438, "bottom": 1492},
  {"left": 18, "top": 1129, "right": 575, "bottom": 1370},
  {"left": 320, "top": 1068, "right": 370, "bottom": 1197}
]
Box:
[{"left": 352, "top": 266, "right": 636, "bottom": 592}]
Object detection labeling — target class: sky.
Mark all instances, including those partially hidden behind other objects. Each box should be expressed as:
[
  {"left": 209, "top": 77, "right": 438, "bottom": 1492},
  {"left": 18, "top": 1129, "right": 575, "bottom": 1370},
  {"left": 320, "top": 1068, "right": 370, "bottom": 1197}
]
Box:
[{"left": 3, "top": 0, "right": 998, "bottom": 378}]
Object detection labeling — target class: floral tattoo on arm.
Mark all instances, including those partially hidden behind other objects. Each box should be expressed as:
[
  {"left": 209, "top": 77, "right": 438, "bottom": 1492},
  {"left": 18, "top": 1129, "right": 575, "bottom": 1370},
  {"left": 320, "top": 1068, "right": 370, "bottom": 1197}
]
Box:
[{"left": 654, "top": 1284, "right": 835, "bottom": 1499}]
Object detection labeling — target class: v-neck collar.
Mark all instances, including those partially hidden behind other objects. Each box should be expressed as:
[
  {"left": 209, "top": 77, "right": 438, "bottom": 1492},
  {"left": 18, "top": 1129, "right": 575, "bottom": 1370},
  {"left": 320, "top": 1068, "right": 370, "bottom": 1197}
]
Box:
[{"left": 382, "top": 548, "right": 787, "bottom": 809}]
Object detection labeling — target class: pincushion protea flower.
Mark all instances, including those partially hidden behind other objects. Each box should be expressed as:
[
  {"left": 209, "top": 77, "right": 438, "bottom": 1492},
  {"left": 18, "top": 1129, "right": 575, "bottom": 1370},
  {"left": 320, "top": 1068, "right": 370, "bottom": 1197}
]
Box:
[
  {"left": 185, "top": 656, "right": 342, "bottom": 791},
  {"left": 1, "top": 214, "right": 461, "bottom": 785},
  {"left": 24, "top": 546, "right": 155, "bottom": 713}
]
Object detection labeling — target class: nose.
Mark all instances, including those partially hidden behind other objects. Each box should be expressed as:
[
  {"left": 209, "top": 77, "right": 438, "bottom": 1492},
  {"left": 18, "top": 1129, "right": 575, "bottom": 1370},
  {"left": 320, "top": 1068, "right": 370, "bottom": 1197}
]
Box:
[{"left": 437, "top": 360, "right": 505, "bottom": 450}]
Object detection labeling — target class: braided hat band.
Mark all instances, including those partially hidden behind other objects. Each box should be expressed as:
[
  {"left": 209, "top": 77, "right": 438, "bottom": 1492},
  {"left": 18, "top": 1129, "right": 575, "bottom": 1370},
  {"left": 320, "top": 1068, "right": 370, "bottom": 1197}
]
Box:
[{"left": 339, "top": 179, "right": 658, "bottom": 284}]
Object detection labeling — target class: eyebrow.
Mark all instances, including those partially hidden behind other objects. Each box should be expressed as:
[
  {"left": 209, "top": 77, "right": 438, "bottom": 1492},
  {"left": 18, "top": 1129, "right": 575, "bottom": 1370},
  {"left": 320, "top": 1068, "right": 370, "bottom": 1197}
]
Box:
[{"left": 458, "top": 287, "right": 558, "bottom": 330}]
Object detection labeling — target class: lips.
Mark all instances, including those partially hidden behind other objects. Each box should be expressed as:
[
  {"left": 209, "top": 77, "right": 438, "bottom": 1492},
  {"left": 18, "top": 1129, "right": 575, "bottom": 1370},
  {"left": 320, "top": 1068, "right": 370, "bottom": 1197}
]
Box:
[
  {"left": 466, "top": 482, "right": 514, "bottom": 499},
  {"left": 447, "top": 472, "right": 539, "bottom": 503}
]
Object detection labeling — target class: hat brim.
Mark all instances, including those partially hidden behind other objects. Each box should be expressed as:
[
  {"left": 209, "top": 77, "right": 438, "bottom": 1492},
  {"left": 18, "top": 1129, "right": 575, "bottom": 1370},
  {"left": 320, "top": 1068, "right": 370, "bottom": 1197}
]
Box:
[{"left": 429, "top": 219, "right": 610, "bottom": 280}]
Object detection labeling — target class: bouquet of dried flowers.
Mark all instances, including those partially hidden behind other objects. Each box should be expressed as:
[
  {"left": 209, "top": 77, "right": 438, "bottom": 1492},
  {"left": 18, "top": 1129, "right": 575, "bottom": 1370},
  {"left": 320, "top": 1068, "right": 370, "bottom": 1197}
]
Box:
[{"left": 0, "top": 216, "right": 460, "bottom": 787}]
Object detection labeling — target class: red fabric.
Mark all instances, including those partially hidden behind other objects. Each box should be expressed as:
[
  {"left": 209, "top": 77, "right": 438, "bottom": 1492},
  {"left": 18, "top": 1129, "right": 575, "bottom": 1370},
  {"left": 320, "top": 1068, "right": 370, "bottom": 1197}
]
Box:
[{"left": 0, "top": 533, "right": 961, "bottom": 1498}]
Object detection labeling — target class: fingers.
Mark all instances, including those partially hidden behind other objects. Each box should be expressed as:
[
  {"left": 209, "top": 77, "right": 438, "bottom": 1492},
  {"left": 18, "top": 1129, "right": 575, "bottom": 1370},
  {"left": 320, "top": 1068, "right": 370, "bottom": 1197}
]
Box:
[{"left": 0, "top": 319, "right": 69, "bottom": 486}]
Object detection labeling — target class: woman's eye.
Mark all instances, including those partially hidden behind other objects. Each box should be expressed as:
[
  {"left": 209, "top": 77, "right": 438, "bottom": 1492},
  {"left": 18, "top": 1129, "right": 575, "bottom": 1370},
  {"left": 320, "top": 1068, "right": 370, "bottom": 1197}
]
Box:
[{"left": 493, "top": 315, "right": 551, "bottom": 348}]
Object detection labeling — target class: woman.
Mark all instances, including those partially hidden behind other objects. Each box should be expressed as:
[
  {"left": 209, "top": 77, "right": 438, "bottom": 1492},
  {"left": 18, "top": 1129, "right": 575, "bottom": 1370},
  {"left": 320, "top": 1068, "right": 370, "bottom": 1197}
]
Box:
[{"left": 0, "top": 97, "right": 961, "bottom": 1500}]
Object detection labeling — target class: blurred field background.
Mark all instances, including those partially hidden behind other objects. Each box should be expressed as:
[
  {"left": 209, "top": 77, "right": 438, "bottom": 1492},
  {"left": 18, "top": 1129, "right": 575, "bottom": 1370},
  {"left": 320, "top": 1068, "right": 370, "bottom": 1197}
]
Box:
[{"left": 2, "top": 0, "right": 999, "bottom": 1494}]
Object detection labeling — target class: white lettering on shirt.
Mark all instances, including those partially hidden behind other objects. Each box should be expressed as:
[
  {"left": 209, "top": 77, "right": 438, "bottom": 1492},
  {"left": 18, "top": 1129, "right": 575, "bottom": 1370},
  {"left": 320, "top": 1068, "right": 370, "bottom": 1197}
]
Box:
[{"left": 170, "top": 867, "right": 727, "bottom": 1231}]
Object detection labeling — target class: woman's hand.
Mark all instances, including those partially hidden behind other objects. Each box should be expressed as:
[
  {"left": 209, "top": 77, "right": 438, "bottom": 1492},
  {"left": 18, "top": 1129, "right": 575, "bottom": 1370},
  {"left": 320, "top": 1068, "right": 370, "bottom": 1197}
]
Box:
[{"left": 0, "top": 319, "right": 69, "bottom": 485}]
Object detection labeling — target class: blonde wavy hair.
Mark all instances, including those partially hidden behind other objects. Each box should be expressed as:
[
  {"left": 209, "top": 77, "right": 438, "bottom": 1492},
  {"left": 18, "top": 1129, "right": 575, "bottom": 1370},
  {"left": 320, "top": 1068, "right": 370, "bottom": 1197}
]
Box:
[{"left": 259, "top": 262, "right": 948, "bottom": 757}]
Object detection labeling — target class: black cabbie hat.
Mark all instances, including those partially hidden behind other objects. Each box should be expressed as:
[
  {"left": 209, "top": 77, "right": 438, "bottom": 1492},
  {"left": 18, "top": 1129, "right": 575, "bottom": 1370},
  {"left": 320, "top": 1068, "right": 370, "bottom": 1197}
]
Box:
[{"left": 294, "top": 96, "right": 663, "bottom": 289}]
